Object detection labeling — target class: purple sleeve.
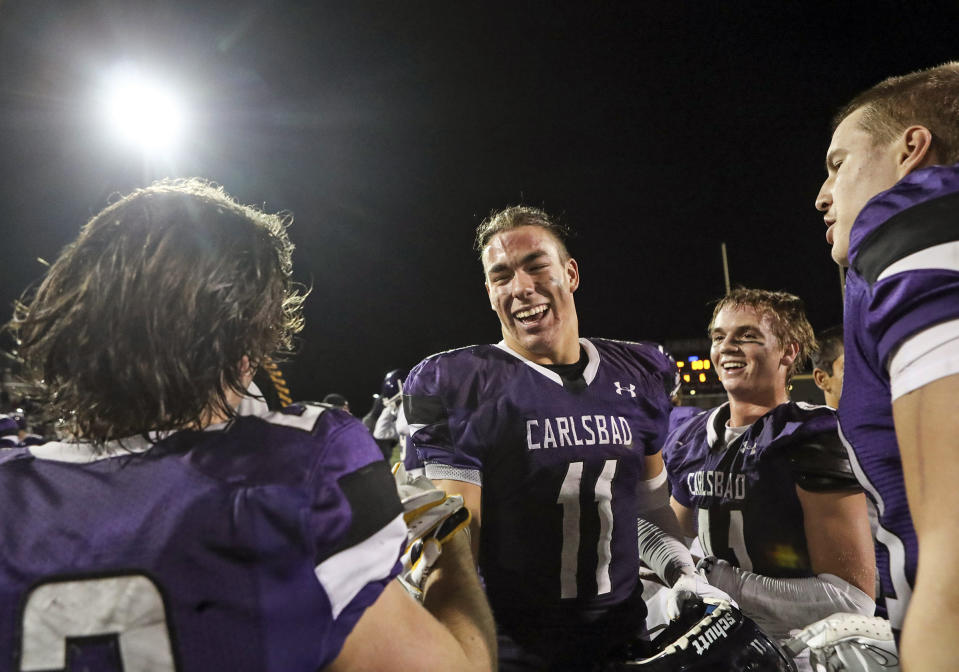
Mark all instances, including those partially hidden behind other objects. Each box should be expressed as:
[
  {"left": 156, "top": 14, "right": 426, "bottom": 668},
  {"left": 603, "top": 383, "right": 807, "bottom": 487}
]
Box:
[
  {"left": 404, "top": 355, "right": 485, "bottom": 478},
  {"left": 868, "top": 269, "right": 959, "bottom": 368},
  {"left": 305, "top": 417, "right": 406, "bottom": 667}
]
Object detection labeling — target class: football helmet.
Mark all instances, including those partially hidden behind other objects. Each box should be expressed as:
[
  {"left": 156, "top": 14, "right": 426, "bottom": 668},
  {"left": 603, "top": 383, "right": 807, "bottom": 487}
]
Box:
[
  {"left": 381, "top": 368, "right": 408, "bottom": 404},
  {"left": 613, "top": 598, "right": 797, "bottom": 671},
  {"left": 0, "top": 414, "right": 18, "bottom": 437}
]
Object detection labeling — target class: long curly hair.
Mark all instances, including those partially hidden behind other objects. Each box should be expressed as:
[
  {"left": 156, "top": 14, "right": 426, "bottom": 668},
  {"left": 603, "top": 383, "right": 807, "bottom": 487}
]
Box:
[{"left": 9, "top": 178, "right": 306, "bottom": 446}]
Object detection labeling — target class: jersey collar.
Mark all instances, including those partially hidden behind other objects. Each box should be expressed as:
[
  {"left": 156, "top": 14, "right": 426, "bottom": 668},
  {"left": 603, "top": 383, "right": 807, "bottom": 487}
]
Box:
[{"left": 494, "top": 337, "right": 601, "bottom": 387}]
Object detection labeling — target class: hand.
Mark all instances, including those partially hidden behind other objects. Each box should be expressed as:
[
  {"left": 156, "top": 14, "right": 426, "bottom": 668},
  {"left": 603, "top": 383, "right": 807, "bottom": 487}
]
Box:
[
  {"left": 392, "top": 464, "right": 471, "bottom": 599},
  {"left": 665, "top": 570, "right": 737, "bottom": 621},
  {"left": 784, "top": 613, "right": 898, "bottom": 672}
]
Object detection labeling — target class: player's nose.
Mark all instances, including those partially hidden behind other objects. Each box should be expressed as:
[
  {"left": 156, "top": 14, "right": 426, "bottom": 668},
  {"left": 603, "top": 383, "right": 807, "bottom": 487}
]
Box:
[
  {"left": 509, "top": 270, "right": 535, "bottom": 296},
  {"left": 815, "top": 182, "right": 831, "bottom": 213}
]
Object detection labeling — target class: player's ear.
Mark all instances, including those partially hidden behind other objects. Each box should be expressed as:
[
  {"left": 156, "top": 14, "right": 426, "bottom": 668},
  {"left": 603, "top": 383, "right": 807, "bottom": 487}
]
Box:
[
  {"left": 780, "top": 342, "right": 800, "bottom": 369},
  {"left": 812, "top": 368, "right": 828, "bottom": 391},
  {"left": 896, "top": 125, "right": 935, "bottom": 178},
  {"left": 566, "top": 257, "right": 580, "bottom": 292}
]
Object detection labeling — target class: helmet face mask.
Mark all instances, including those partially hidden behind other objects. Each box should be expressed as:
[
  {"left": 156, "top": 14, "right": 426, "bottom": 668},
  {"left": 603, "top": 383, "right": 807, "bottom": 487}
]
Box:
[{"left": 612, "top": 599, "right": 797, "bottom": 672}]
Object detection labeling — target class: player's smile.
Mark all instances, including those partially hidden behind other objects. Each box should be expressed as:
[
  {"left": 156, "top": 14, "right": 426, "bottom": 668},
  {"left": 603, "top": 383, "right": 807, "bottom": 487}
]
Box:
[{"left": 512, "top": 303, "right": 550, "bottom": 326}]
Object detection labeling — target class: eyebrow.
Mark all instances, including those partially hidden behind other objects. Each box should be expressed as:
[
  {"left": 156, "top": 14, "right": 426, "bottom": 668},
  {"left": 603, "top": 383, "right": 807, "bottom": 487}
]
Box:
[
  {"left": 486, "top": 250, "right": 549, "bottom": 276},
  {"left": 710, "top": 324, "right": 762, "bottom": 337}
]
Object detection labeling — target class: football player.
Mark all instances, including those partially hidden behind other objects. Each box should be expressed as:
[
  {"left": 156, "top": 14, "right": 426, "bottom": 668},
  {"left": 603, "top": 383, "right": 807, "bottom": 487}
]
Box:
[
  {"left": 663, "top": 289, "right": 876, "bottom": 658},
  {"left": 814, "top": 62, "right": 959, "bottom": 668},
  {"left": 2, "top": 179, "right": 496, "bottom": 671},
  {"left": 404, "top": 206, "right": 697, "bottom": 670}
]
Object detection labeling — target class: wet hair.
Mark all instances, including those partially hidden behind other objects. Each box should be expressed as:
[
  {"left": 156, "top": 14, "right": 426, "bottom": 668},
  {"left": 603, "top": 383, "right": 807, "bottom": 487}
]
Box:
[
  {"left": 708, "top": 288, "right": 817, "bottom": 384},
  {"left": 810, "top": 325, "right": 844, "bottom": 373},
  {"left": 9, "top": 178, "right": 306, "bottom": 446},
  {"left": 474, "top": 205, "right": 571, "bottom": 262},
  {"left": 834, "top": 62, "right": 959, "bottom": 164}
]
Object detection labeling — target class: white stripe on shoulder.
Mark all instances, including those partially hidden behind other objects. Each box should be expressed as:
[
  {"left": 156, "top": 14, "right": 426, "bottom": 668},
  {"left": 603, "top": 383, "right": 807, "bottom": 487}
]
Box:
[
  {"left": 494, "top": 341, "right": 563, "bottom": 386},
  {"left": 314, "top": 512, "right": 405, "bottom": 619},
  {"left": 877, "top": 240, "right": 959, "bottom": 282},
  {"left": 889, "top": 318, "right": 959, "bottom": 400}
]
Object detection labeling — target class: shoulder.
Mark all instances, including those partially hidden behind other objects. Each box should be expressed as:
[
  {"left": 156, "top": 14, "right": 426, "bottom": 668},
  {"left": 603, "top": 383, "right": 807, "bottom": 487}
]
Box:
[
  {"left": 405, "top": 344, "right": 504, "bottom": 392},
  {"left": 190, "top": 404, "right": 387, "bottom": 489},
  {"left": 589, "top": 338, "right": 677, "bottom": 384},
  {"left": 765, "top": 404, "right": 858, "bottom": 492},
  {"left": 851, "top": 163, "right": 959, "bottom": 284}
]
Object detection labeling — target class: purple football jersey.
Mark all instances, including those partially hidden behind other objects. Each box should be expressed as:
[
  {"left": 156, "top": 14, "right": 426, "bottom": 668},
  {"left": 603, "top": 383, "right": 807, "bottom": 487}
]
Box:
[
  {"left": 841, "top": 163, "right": 959, "bottom": 630},
  {"left": 664, "top": 402, "right": 841, "bottom": 578},
  {"left": 404, "top": 338, "right": 673, "bottom": 649},
  {"left": 0, "top": 405, "right": 405, "bottom": 671}
]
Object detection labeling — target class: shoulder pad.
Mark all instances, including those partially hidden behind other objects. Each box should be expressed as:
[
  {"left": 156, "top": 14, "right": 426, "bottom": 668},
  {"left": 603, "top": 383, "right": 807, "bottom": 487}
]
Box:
[
  {"left": 786, "top": 432, "right": 862, "bottom": 493},
  {"left": 854, "top": 189, "right": 959, "bottom": 284}
]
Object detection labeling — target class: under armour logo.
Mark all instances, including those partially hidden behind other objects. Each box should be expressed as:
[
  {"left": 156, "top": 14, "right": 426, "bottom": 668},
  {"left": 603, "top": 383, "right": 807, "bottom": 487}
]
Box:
[
  {"left": 614, "top": 382, "right": 636, "bottom": 397},
  {"left": 740, "top": 441, "right": 757, "bottom": 455}
]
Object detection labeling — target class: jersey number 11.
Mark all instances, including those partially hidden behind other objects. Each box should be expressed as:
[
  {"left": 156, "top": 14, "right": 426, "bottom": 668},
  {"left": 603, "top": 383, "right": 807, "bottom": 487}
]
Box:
[{"left": 557, "top": 459, "right": 617, "bottom": 599}]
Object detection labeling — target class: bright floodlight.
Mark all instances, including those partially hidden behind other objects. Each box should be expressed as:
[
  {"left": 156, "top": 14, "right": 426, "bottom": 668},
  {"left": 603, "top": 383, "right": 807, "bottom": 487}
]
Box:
[{"left": 104, "top": 68, "right": 185, "bottom": 153}]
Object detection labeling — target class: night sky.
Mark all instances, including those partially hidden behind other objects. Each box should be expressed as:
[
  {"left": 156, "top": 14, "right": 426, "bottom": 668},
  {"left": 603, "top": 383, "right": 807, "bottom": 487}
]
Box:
[{"left": 1, "top": 1, "right": 957, "bottom": 414}]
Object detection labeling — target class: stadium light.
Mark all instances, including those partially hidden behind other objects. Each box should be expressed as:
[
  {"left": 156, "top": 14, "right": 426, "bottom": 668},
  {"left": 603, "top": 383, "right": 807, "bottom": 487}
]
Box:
[{"left": 101, "top": 66, "right": 186, "bottom": 154}]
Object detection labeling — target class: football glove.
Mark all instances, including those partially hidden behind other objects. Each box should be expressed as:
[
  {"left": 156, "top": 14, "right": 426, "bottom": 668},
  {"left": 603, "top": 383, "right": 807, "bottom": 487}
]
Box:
[
  {"left": 665, "top": 570, "right": 738, "bottom": 622},
  {"left": 392, "top": 463, "right": 471, "bottom": 600},
  {"left": 784, "top": 613, "right": 899, "bottom": 672}
]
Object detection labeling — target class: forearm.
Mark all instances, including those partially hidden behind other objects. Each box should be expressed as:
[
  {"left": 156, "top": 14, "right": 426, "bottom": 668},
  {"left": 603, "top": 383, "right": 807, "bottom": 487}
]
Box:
[
  {"left": 637, "top": 517, "right": 695, "bottom": 586},
  {"left": 900, "top": 532, "right": 959, "bottom": 671},
  {"left": 422, "top": 531, "right": 497, "bottom": 672},
  {"left": 704, "top": 560, "right": 874, "bottom": 639}
]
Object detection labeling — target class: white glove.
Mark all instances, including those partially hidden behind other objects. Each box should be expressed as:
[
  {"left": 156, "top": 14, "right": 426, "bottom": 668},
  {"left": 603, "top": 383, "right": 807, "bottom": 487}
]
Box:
[
  {"left": 784, "top": 613, "right": 899, "bottom": 672},
  {"left": 665, "top": 570, "right": 738, "bottom": 621},
  {"left": 392, "top": 463, "right": 471, "bottom": 600}
]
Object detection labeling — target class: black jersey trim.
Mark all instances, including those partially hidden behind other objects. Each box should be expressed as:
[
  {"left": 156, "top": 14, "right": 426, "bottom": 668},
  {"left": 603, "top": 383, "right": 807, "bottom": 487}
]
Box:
[
  {"left": 321, "top": 460, "right": 403, "bottom": 562},
  {"left": 854, "top": 190, "right": 959, "bottom": 284},
  {"left": 786, "top": 432, "right": 862, "bottom": 493},
  {"left": 403, "top": 394, "right": 447, "bottom": 426}
]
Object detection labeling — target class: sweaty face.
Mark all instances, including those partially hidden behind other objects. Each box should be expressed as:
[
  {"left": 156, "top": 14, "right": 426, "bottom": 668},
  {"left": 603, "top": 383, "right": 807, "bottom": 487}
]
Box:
[
  {"left": 815, "top": 107, "right": 902, "bottom": 266},
  {"left": 483, "top": 225, "right": 580, "bottom": 364},
  {"left": 710, "top": 305, "right": 793, "bottom": 402}
]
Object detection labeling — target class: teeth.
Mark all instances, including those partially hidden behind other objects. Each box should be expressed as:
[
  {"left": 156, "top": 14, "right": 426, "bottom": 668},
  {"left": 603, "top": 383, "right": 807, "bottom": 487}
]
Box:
[
  {"left": 723, "top": 362, "right": 745, "bottom": 370},
  {"left": 515, "top": 305, "right": 548, "bottom": 319}
]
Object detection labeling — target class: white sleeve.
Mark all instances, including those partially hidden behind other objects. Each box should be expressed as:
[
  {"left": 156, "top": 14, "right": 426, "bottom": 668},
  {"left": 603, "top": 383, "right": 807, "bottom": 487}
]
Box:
[
  {"left": 888, "top": 318, "right": 959, "bottom": 400},
  {"left": 372, "top": 404, "right": 399, "bottom": 440},
  {"left": 703, "top": 559, "right": 875, "bottom": 641}
]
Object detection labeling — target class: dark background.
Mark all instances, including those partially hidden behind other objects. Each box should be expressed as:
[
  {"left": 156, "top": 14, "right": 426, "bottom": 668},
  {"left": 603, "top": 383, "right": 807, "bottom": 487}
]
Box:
[{"left": 1, "top": 1, "right": 956, "bottom": 415}]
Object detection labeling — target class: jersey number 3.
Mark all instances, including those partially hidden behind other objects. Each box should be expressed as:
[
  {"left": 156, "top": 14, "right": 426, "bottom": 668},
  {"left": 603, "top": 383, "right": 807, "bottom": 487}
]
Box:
[
  {"left": 557, "top": 459, "right": 617, "bottom": 599},
  {"left": 19, "top": 574, "right": 177, "bottom": 672}
]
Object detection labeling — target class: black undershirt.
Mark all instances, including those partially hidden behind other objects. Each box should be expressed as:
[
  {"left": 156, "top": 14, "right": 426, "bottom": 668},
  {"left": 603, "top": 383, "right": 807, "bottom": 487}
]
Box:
[{"left": 543, "top": 346, "right": 588, "bottom": 391}]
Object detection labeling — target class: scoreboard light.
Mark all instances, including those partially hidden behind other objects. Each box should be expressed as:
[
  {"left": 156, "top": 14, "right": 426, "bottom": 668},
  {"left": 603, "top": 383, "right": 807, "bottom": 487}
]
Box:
[
  {"left": 699, "top": 373, "right": 706, "bottom": 382},
  {"left": 683, "top": 374, "right": 691, "bottom": 383}
]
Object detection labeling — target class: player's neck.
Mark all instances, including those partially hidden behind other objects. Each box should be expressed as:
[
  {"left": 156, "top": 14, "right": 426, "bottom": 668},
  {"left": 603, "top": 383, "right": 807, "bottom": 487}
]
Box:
[
  {"left": 504, "top": 332, "right": 581, "bottom": 365},
  {"left": 727, "top": 390, "right": 787, "bottom": 427}
]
